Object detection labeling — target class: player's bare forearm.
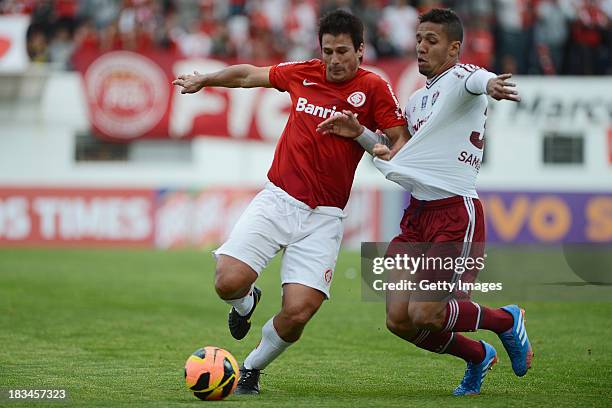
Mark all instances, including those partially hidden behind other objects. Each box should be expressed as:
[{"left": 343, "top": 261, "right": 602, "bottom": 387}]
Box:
[
  {"left": 382, "top": 125, "right": 410, "bottom": 150},
  {"left": 388, "top": 139, "right": 405, "bottom": 158},
  {"left": 204, "top": 65, "right": 272, "bottom": 88},
  {"left": 173, "top": 65, "right": 272, "bottom": 93}
]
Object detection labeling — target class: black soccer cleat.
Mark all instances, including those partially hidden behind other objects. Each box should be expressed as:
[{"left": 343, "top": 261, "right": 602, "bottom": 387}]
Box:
[
  {"left": 228, "top": 287, "right": 262, "bottom": 340},
  {"left": 235, "top": 366, "right": 261, "bottom": 395}
]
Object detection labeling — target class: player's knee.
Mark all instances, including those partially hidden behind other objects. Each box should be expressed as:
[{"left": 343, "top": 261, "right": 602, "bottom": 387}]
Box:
[
  {"left": 385, "top": 317, "right": 403, "bottom": 336},
  {"left": 214, "top": 272, "right": 242, "bottom": 299},
  {"left": 214, "top": 269, "right": 252, "bottom": 300},
  {"left": 386, "top": 313, "right": 414, "bottom": 336},
  {"left": 408, "top": 304, "right": 445, "bottom": 330},
  {"left": 214, "top": 257, "right": 256, "bottom": 299}
]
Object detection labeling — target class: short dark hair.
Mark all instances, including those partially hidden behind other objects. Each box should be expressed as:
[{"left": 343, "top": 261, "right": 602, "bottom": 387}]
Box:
[
  {"left": 318, "top": 9, "right": 364, "bottom": 51},
  {"left": 419, "top": 8, "right": 463, "bottom": 43}
]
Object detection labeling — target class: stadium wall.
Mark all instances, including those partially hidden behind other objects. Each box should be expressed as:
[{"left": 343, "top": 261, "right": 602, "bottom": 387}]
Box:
[{"left": 0, "top": 67, "right": 610, "bottom": 247}]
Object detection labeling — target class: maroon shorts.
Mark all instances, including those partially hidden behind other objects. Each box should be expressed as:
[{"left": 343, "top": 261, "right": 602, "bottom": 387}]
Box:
[
  {"left": 393, "top": 195, "right": 485, "bottom": 244},
  {"left": 386, "top": 196, "right": 485, "bottom": 300}
]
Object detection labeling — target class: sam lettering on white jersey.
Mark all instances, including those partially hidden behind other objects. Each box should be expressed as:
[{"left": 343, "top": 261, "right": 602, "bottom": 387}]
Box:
[{"left": 374, "top": 64, "right": 496, "bottom": 200}]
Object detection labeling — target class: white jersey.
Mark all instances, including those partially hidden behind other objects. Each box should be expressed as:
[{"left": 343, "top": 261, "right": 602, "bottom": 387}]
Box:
[{"left": 374, "top": 64, "right": 496, "bottom": 200}]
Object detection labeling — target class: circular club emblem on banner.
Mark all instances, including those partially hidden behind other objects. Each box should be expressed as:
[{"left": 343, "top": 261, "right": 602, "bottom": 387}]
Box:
[
  {"left": 347, "top": 91, "right": 366, "bottom": 107},
  {"left": 85, "top": 51, "right": 168, "bottom": 140}
]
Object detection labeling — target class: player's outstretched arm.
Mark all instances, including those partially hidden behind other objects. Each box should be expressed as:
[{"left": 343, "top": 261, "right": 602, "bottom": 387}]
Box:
[
  {"left": 486, "top": 73, "right": 521, "bottom": 102},
  {"left": 172, "top": 65, "right": 272, "bottom": 94}
]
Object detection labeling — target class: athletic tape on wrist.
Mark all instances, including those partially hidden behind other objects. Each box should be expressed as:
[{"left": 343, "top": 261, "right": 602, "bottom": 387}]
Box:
[{"left": 355, "top": 128, "right": 391, "bottom": 154}]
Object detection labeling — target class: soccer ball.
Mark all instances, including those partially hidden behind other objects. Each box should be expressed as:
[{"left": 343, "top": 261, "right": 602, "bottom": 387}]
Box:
[{"left": 184, "top": 346, "right": 240, "bottom": 400}]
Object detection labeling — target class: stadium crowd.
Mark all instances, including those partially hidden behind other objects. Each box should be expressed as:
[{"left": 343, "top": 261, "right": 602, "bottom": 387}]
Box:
[{"left": 1, "top": 0, "right": 611, "bottom": 75}]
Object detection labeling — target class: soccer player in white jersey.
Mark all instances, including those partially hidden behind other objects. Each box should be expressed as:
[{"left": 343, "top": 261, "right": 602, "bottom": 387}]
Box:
[{"left": 317, "top": 8, "right": 533, "bottom": 396}]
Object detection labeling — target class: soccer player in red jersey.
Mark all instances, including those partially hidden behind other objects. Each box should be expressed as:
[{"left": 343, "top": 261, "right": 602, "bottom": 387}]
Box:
[
  {"left": 173, "top": 10, "right": 409, "bottom": 395},
  {"left": 317, "top": 9, "right": 533, "bottom": 396}
]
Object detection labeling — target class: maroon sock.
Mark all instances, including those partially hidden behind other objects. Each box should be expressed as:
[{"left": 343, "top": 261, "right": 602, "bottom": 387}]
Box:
[
  {"left": 411, "top": 329, "right": 453, "bottom": 354},
  {"left": 479, "top": 306, "right": 513, "bottom": 334},
  {"left": 443, "top": 299, "right": 480, "bottom": 332},
  {"left": 446, "top": 334, "right": 486, "bottom": 363},
  {"left": 412, "top": 330, "right": 485, "bottom": 363},
  {"left": 443, "top": 299, "right": 513, "bottom": 334}
]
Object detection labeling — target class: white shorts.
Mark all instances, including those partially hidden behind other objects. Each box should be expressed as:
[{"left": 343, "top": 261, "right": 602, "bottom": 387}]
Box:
[{"left": 215, "top": 182, "right": 345, "bottom": 299}]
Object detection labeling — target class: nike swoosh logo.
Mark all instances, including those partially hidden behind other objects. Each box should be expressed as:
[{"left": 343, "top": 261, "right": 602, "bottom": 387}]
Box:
[{"left": 303, "top": 79, "right": 317, "bottom": 86}]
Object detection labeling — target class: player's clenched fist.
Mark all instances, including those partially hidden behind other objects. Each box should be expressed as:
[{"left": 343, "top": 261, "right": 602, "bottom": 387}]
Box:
[
  {"left": 173, "top": 71, "right": 205, "bottom": 94},
  {"left": 372, "top": 143, "right": 391, "bottom": 161}
]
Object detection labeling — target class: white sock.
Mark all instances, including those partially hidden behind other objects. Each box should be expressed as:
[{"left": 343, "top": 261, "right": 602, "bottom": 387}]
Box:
[
  {"left": 243, "top": 317, "right": 292, "bottom": 370},
  {"left": 225, "top": 287, "right": 254, "bottom": 316}
]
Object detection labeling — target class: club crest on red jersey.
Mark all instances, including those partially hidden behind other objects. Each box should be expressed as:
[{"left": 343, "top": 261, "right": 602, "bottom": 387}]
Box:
[{"left": 347, "top": 91, "right": 366, "bottom": 107}]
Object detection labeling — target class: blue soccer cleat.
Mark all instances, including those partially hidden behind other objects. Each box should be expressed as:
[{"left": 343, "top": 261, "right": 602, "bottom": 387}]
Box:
[
  {"left": 498, "top": 305, "right": 533, "bottom": 377},
  {"left": 453, "top": 340, "right": 497, "bottom": 396}
]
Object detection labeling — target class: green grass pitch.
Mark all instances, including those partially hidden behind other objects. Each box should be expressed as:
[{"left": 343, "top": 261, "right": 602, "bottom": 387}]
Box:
[{"left": 1, "top": 248, "right": 611, "bottom": 407}]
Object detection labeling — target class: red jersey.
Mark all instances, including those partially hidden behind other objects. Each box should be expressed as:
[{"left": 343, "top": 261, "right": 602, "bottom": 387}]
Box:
[{"left": 268, "top": 59, "right": 406, "bottom": 209}]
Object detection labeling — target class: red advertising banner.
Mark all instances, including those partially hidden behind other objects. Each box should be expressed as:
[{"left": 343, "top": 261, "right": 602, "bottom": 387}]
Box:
[
  {"left": 0, "top": 188, "right": 155, "bottom": 246},
  {"left": 71, "top": 51, "right": 424, "bottom": 142},
  {"left": 0, "top": 187, "right": 381, "bottom": 249}
]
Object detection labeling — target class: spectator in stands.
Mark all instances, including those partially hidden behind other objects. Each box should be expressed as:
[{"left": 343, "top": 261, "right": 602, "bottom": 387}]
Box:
[
  {"left": 98, "top": 19, "right": 120, "bottom": 50},
  {"left": 73, "top": 16, "right": 99, "bottom": 52},
  {"left": 48, "top": 24, "right": 75, "bottom": 68},
  {"left": 174, "top": 18, "right": 212, "bottom": 57},
  {"left": 463, "top": 16, "right": 495, "bottom": 70},
  {"left": 533, "top": 0, "right": 571, "bottom": 75},
  {"left": 603, "top": 0, "right": 612, "bottom": 74},
  {"left": 285, "top": 0, "right": 318, "bottom": 60},
  {"left": 26, "top": 26, "right": 49, "bottom": 62},
  {"left": 494, "top": 0, "right": 535, "bottom": 74},
  {"left": 77, "top": 0, "right": 118, "bottom": 29},
  {"left": 565, "top": 0, "right": 609, "bottom": 74},
  {"left": 379, "top": 0, "right": 419, "bottom": 56}
]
